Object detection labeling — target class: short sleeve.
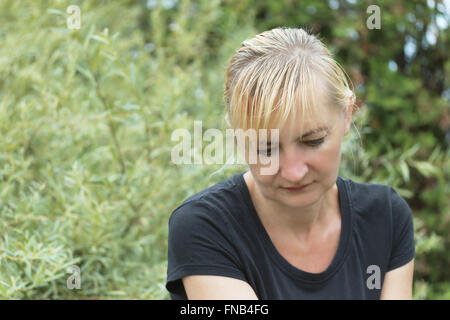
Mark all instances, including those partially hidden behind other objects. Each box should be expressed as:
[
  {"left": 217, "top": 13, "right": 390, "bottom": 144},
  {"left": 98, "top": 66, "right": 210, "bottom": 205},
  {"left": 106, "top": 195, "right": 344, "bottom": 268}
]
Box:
[
  {"left": 165, "top": 200, "right": 247, "bottom": 299},
  {"left": 387, "top": 187, "right": 416, "bottom": 271}
]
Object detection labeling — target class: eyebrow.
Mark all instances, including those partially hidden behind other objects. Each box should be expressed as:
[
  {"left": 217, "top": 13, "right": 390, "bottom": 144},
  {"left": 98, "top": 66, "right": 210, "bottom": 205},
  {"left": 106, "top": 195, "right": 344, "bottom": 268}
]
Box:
[{"left": 299, "top": 126, "right": 329, "bottom": 138}]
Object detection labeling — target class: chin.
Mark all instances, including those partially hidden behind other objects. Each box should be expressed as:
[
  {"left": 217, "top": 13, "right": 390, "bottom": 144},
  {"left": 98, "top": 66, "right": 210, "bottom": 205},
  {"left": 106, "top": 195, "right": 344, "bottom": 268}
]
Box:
[{"left": 274, "top": 189, "right": 316, "bottom": 207}]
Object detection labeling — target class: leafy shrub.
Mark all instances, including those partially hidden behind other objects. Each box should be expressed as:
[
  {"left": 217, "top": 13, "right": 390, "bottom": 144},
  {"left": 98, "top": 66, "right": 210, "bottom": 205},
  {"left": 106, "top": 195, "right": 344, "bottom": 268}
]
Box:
[{"left": 0, "top": 0, "right": 448, "bottom": 299}]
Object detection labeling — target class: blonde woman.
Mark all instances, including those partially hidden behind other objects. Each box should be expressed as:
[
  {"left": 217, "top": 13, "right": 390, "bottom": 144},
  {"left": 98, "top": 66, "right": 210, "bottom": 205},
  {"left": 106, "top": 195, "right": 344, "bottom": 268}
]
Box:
[{"left": 166, "top": 27, "right": 415, "bottom": 300}]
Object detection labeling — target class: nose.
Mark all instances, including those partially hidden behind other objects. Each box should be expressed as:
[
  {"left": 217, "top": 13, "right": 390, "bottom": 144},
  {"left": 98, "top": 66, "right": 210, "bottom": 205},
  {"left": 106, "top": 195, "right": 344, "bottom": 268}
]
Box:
[{"left": 279, "top": 148, "right": 308, "bottom": 183}]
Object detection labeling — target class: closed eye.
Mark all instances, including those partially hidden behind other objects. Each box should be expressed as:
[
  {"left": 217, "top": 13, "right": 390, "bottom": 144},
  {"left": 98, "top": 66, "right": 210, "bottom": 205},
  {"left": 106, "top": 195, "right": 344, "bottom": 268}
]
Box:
[
  {"left": 257, "top": 137, "right": 325, "bottom": 155},
  {"left": 304, "top": 137, "right": 325, "bottom": 147}
]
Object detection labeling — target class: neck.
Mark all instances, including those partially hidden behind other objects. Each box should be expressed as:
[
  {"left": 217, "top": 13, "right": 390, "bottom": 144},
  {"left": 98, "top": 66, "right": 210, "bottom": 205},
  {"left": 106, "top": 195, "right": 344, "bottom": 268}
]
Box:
[{"left": 244, "top": 171, "right": 336, "bottom": 239}]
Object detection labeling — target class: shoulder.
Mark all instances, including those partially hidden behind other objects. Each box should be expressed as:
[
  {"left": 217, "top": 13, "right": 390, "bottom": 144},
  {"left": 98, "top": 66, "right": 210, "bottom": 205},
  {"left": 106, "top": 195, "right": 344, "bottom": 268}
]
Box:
[
  {"left": 341, "top": 177, "right": 409, "bottom": 218},
  {"left": 341, "top": 177, "right": 414, "bottom": 246},
  {"left": 342, "top": 177, "right": 392, "bottom": 206},
  {"left": 168, "top": 172, "right": 245, "bottom": 229},
  {"left": 340, "top": 177, "right": 415, "bottom": 265}
]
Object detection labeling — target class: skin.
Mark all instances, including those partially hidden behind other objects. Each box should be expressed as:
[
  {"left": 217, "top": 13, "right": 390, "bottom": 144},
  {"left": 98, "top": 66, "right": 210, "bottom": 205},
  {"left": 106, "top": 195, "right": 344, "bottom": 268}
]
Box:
[
  {"left": 183, "top": 92, "right": 414, "bottom": 299},
  {"left": 243, "top": 104, "right": 349, "bottom": 247},
  {"left": 380, "top": 259, "right": 415, "bottom": 299}
]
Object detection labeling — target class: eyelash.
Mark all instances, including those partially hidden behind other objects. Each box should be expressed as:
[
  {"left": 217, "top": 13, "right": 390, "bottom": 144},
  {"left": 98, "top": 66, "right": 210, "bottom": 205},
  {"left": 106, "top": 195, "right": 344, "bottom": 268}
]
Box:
[
  {"left": 258, "top": 138, "right": 325, "bottom": 155},
  {"left": 306, "top": 137, "right": 325, "bottom": 148}
]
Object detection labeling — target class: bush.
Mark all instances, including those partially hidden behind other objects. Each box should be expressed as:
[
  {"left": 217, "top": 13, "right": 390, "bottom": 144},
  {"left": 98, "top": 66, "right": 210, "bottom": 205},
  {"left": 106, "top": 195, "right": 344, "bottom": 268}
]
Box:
[{"left": 0, "top": 0, "right": 448, "bottom": 299}]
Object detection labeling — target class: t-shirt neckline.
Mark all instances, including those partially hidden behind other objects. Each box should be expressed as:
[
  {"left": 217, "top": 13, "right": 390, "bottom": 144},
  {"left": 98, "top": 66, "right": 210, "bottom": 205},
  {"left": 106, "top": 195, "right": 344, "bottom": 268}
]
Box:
[{"left": 235, "top": 171, "right": 352, "bottom": 284}]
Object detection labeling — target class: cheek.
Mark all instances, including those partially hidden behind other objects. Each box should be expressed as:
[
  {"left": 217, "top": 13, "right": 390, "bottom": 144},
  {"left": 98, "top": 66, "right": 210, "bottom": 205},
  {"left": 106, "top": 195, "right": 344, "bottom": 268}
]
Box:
[
  {"left": 303, "top": 139, "right": 341, "bottom": 169},
  {"left": 315, "top": 139, "right": 342, "bottom": 168},
  {"left": 320, "top": 142, "right": 339, "bottom": 156},
  {"left": 324, "top": 137, "right": 342, "bottom": 157}
]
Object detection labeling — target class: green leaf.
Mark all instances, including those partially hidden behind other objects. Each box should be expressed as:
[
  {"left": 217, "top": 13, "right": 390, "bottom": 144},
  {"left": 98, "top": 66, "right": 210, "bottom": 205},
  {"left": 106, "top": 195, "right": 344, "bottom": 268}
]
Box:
[
  {"left": 47, "top": 9, "right": 65, "bottom": 16},
  {"left": 398, "top": 160, "right": 410, "bottom": 183},
  {"left": 89, "top": 35, "right": 109, "bottom": 45},
  {"left": 75, "top": 64, "right": 96, "bottom": 86},
  {"left": 413, "top": 161, "right": 439, "bottom": 178}
]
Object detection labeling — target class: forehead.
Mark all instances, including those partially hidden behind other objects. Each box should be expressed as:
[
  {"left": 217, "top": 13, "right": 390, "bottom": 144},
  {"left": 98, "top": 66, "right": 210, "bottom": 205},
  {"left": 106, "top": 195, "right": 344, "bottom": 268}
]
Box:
[
  {"left": 258, "top": 101, "right": 334, "bottom": 141},
  {"left": 282, "top": 104, "right": 333, "bottom": 137}
]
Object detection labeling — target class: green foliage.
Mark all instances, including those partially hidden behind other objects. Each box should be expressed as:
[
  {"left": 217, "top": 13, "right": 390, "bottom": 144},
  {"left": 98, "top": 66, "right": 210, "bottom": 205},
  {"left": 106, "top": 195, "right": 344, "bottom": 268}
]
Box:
[{"left": 0, "top": 0, "right": 448, "bottom": 299}]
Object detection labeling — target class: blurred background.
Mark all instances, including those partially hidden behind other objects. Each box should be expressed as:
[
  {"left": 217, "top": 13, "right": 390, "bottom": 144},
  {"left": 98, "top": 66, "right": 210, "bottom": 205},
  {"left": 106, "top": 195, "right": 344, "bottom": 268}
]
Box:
[{"left": 0, "top": 0, "right": 448, "bottom": 299}]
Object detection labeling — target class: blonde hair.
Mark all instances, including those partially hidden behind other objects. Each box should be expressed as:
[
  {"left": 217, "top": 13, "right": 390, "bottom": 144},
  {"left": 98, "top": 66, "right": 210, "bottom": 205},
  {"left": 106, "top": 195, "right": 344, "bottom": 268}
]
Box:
[{"left": 223, "top": 27, "right": 356, "bottom": 134}]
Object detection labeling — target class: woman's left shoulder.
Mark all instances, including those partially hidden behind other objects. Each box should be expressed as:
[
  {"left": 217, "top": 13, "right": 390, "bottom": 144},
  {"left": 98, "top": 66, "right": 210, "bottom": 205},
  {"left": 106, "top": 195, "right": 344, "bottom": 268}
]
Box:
[{"left": 341, "top": 177, "right": 411, "bottom": 219}]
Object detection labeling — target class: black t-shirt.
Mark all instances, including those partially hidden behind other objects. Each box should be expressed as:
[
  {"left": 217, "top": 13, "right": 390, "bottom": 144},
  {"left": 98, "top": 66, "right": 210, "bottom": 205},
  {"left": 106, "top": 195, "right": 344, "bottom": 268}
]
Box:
[{"left": 166, "top": 171, "right": 415, "bottom": 299}]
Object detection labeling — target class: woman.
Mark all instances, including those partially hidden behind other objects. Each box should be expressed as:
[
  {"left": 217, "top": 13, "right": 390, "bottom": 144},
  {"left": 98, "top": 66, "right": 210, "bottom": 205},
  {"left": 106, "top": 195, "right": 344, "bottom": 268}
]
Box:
[{"left": 165, "top": 27, "right": 415, "bottom": 299}]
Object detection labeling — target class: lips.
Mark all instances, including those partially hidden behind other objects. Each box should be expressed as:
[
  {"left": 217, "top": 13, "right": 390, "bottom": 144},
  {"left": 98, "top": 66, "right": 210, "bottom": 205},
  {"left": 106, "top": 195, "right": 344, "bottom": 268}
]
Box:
[{"left": 283, "top": 183, "right": 311, "bottom": 191}]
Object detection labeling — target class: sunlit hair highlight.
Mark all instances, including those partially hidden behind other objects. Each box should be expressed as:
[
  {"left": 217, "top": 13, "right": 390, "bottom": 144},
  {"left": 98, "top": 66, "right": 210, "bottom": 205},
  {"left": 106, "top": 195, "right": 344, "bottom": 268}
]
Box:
[{"left": 223, "top": 27, "right": 355, "bottom": 135}]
